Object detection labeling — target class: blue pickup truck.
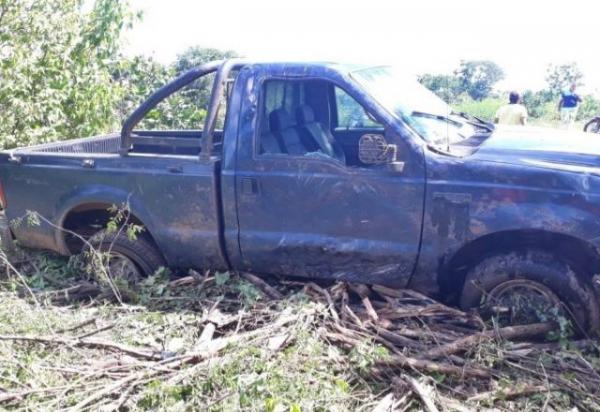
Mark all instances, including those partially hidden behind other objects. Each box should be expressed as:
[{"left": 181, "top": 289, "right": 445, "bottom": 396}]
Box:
[{"left": 1, "top": 60, "right": 599, "bottom": 332}]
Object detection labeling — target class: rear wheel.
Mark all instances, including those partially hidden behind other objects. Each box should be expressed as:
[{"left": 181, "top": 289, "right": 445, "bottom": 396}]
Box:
[
  {"left": 85, "top": 230, "right": 166, "bottom": 283},
  {"left": 460, "top": 251, "right": 599, "bottom": 335}
]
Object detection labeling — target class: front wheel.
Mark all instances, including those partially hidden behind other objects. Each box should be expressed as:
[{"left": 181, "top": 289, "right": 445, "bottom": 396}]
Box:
[{"left": 460, "top": 251, "right": 599, "bottom": 335}]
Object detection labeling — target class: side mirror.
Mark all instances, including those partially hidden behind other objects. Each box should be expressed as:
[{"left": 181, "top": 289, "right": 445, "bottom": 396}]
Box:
[{"left": 358, "top": 133, "right": 405, "bottom": 172}]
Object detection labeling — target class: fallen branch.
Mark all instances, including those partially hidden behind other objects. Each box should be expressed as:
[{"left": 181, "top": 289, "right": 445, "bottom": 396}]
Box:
[
  {"left": 362, "top": 297, "right": 379, "bottom": 323},
  {"left": 241, "top": 273, "right": 283, "bottom": 300},
  {"left": 307, "top": 282, "right": 340, "bottom": 322},
  {"left": 56, "top": 318, "right": 96, "bottom": 334},
  {"left": 75, "top": 323, "right": 115, "bottom": 340},
  {"left": 39, "top": 282, "right": 101, "bottom": 304},
  {"left": 198, "top": 322, "right": 216, "bottom": 345},
  {"left": 374, "top": 353, "right": 491, "bottom": 379},
  {"left": 370, "top": 392, "right": 395, "bottom": 412},
  {"left": 396, "top": 375, "right": 440, "bottom": 412},
  {"left": 372, "top": 284, "right": 404, "bottom": 299},
  {"left": 0, "top": 335, "right": 161, "bottom": 361},
  {"left": 372, "top": 326, "right": 420, "bottom": 348},
  {"left": 423, "top": 322, "right": 557, "bottom": 360},
  {"left": 468, "top": 384, "right": 556, "bottom": 402}
]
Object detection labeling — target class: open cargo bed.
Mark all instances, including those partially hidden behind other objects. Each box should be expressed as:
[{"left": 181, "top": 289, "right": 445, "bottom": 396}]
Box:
[
  {"left": 9, "top": 131, "right": 214, "bottom": 157},
  {"left": 13, "top": 133, "right": 122, "bottom": 154}
]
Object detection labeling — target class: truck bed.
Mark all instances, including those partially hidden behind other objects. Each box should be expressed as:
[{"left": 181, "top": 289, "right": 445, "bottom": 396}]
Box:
[
  {"left": 10, "top": 130, "right": 216, "bottom": 157},
  {"left": 0, "top": 129, "right": 228, "bottom": 271},
  {"left": 13, "top": 133, "right": 123, "bottom": 154}
]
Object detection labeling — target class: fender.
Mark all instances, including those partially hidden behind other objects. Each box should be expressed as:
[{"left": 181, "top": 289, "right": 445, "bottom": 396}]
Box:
[
  {"left": 54, "top": 184, "right": 157, "bottom": 255},
  {"left": 413, "top": 187, "right": 600, "bottom": 296}
]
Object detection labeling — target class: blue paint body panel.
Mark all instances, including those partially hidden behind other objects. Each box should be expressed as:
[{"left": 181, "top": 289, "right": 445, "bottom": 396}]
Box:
[{"left": 0, "top": 61, "right": 599, "bottom": 301}]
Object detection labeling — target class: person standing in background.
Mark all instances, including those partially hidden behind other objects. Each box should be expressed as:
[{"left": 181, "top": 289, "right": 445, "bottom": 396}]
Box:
[
  {"left": 558, "top": 83, "right": 582, "bottom": 129},
  {"left": 494, "top": 91, "right": 528, "bottom": 125}
]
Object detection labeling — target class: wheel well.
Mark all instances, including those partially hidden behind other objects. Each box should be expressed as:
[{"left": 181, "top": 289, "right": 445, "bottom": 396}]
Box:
[
  {"left": 61, "top": 203, "right": 159, "bottom": 254},
  {"left": 439, "top": 229, "right": 600, "bottom": 303}
]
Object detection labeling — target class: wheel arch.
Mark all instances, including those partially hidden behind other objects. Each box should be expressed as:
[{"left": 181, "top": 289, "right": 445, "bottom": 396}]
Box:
[
  {"left": 439, "top": 229, "right": 600, "bottom": 301},
  {"left": 54, "top": 186, "right": 160, "bottom": 256}
]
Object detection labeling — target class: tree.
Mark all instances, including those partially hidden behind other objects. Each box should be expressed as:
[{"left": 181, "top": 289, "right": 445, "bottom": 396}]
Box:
[
  {"left": 151, "top": 46, "right": 239, "bottom": 129},
  {"left": 455, "top": 60, "right": 505, "bottom": 101},
  {"left": 173, "top": 47, "right": 239, "bottom": 123},
  {"left": 173, "top": 46, "right": 238, "bottom": 75},
  {"left": 113, "top": 46, "right": 240, "bottom": 131},
  {"left": 0, "top": 0, "right": 137, "bottom": 149},
  {"left": 545, "top": 63, "right": 584, "bottom": 95},
  {"left": 0, "top": 0, "right": 241, "bottom": 147},
  {"left": 418, "top": 74, "right": 461, "bottom": 103},
  {"left": 521, "top": 90, "right": 554, "bottom": 119},
  {"left": 111, "top": 56, "right": 174, "bottom": 123}
]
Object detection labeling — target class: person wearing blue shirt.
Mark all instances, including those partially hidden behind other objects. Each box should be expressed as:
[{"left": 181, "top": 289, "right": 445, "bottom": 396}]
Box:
[{"left": 558, "top": 83, "right": 582, "bottom": 129}]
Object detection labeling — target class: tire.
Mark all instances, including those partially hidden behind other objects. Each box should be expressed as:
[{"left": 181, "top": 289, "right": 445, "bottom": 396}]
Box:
[
  {"left": 459, "top": 251, "right": 599, "bottom": 335},
  {"left": 583, "top": 117, "right": 600, "bottom": 133},
  {"left": 85, "top": 230, "right": 166, "bottom": 281}
]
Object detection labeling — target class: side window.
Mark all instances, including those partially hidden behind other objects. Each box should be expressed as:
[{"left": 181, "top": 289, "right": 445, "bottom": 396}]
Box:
[
  {"left": 335, "top": 87, "right": 382, "bottom": 130},
  {"left": 256, "top": 79, "right": 384, "bottom": 169}
]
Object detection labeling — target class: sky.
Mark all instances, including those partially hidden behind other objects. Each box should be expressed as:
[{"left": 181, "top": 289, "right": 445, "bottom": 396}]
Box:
[{"left": 124, "top": 0, "right": 600, "bottom": 95}]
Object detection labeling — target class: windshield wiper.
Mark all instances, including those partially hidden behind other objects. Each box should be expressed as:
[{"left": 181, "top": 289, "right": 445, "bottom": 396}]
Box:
[
  {"left": 411, "top": 111, "right": 463, "bottom": 127},
  {"left": 451, "top": 111, "right": 495, "bottom": 133},
  {"left": 411, "top": 111, "right": 468, "bottom": 151}
]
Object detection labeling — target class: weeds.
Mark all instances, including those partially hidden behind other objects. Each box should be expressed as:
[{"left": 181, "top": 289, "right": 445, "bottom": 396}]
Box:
[
  {"left": 0, "top": 209, "right": 599, "bottom": 410},
  {"left": 0, "top": 260, "right": 374, "bottom": 411}
]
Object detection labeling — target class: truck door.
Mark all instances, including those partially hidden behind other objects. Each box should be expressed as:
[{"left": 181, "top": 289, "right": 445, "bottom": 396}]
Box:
[{"left": 233, "top": 74, "right": 426, "bottom": 286}]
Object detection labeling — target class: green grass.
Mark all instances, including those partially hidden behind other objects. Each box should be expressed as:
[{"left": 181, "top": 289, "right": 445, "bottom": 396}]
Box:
[{"left": 0, "top": 252, "right": 384, "bottom": 411}]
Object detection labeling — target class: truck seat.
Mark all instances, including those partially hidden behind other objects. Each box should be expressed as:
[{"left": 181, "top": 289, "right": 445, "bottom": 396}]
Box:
[
  {"left": 268, "top": 108, "right": 309, "bottom": 155},
  {"left": 295, "top": 105, "right": 346, "bottom": 163},
  {"left": 260, "top": 131, "right": 283, "bottom": 154}
]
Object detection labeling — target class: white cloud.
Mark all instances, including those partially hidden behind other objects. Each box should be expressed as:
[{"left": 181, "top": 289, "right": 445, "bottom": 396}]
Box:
[{"left": 124, "top": 0, "right": 600, "bottom": 95}]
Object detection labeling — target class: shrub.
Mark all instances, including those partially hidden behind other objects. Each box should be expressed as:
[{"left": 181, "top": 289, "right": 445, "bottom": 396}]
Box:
[
  {"left": 452, "top": 95, "right": 504, "bottom": 122},
  {"left": 577, "top": 95, "right": 600, "bottom": 121}
]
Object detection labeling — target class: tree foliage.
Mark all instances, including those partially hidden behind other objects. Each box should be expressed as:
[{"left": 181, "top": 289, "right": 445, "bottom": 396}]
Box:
[
  {"left": 3, "top": 0, "right": 598, "bottom": 149},
  {"left": 132, "top": 46, "right": 238, "bottom": 130},
  {"left": 545, "top": 63, "right": 584, "bottom": 96},
  {"left": 419, "top": 60, "right": 504, "bottom": 103},
  {"left": 173, "top": 46, "right": 237, "bottom": 75},
  {"left": 418, "top": 74, "right": 461, "bottom": 103},
  {"left": 421, "top": 59, "right": 600, "bottom": 123},
  {"left": 455, "top": 60, "right": 505, "bottom": 101},
  {"left": 0, "top": 0, "right": 240, "bottom": 148},
  {"left": 0, "top": 0, "right": 137, "bottom": 149}
]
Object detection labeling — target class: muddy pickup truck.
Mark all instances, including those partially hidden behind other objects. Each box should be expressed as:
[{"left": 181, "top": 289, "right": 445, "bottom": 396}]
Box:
[{"left": 1, "top": 60, "right": 599, "bottom": 332}]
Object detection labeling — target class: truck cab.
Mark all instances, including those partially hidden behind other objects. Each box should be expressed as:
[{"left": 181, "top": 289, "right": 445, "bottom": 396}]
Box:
[{"left": 223, "top": 62, "right": 427, "bottom": 286}]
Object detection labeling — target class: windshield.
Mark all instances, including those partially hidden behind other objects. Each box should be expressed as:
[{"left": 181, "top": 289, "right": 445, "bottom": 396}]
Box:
[{"left": 350, "top": 66, "right": 479, "bottom": 146}]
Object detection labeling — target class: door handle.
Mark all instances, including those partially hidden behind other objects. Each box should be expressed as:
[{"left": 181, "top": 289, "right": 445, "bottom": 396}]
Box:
[{"left": 240, "top": 177, "right": 259, "bottom": 195}]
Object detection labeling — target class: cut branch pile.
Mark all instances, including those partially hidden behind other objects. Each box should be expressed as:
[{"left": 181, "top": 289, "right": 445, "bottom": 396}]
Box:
[
  {"left": 301, "top": 281, "right": 600, "bottom": 409},
  {"left": 1, "top": 272, "right": 599, "bottom": 411}
]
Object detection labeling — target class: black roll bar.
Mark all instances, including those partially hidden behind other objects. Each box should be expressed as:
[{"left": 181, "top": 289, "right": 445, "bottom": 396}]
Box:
[
  {"left": 200, "top": 59, "right": 242, "bottom": 159},
  {"left": 119, "top": 60, "right": 223, "bottom": 156}
]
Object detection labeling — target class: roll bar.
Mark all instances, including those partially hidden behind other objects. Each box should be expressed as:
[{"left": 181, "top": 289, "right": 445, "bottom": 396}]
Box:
[
  {"left": 119, "top": 59, "right": 244, "bottom": 157},
  {"left": 200, "top": 59, "right": 242, "bottom": 159}
]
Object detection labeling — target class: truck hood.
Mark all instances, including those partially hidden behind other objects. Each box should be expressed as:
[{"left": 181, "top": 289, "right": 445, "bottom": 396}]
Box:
[{"left": 472, "top": 126, "right": 600, "bottom": 171}]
